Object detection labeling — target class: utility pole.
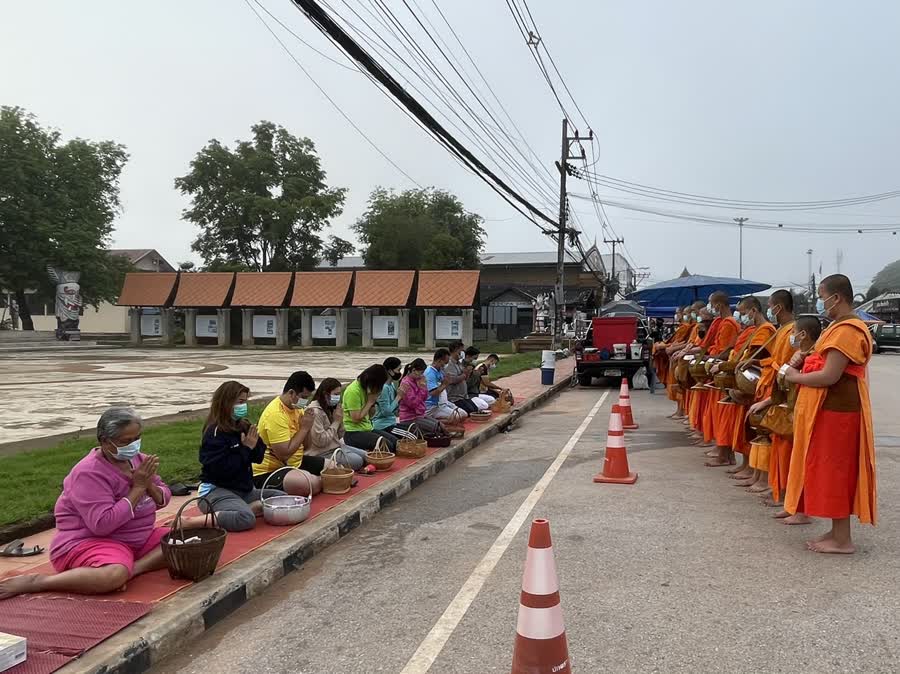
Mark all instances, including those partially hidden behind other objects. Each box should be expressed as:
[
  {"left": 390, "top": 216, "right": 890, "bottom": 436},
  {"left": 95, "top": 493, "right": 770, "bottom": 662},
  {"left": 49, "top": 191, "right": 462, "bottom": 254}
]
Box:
[
  {"left": 604, "top": 237, "right": 625, "bottom": 302},
  {"left": 807, "top": 248, "right": 814, "bottom": 299},
  {"left": 734, "top": 217, "right": 748, "bottom": 278},
  {"left": 554, "top": 118, "right": 592, "bottom": 345}
]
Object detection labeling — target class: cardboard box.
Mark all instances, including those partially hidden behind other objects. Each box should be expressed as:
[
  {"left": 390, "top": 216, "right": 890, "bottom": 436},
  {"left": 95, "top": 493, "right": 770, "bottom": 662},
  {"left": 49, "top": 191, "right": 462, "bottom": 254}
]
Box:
[{"left": 0, "top": 632, "right": 26, "bottom": 673}]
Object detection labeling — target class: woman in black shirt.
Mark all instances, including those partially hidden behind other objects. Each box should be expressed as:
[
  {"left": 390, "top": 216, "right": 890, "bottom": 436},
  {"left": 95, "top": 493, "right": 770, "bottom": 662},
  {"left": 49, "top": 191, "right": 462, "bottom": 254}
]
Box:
[{"left": 198, "top": 381, "right": 285, "bottom": 531}]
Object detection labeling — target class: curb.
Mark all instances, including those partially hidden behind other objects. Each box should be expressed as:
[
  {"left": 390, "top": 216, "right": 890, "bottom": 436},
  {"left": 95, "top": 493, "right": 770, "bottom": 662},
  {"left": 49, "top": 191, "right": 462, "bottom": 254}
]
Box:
[{"left": 61, "top": 373, "right": 573, "bottom": 674}]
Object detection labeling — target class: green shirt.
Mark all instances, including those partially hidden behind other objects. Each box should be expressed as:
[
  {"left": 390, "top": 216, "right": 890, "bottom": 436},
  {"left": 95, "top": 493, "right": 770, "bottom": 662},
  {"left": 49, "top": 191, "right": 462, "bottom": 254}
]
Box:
[{"left": 342, "top": 379, "right": 372, "bottom": 432}]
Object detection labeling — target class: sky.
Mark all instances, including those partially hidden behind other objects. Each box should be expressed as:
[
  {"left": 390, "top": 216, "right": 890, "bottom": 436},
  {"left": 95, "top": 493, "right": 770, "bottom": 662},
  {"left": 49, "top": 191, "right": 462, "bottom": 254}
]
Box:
[{"left": 3, "top": 0, "right": 900, "bottom": 294}]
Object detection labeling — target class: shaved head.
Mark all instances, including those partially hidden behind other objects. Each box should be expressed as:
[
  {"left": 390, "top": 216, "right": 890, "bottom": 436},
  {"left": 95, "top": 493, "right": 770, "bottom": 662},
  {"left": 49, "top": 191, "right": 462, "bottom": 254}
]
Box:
[
  {"left": 820, "top": 274, "right": 853, "bottom": 303},
  {"left": 795, "top": 315, "right": 823, "bottom": 341},
  {"left": 738, "top": 296, "right": 762, "bottom": 312},
  {"left": 769, "top": 289, "right": 794, "bottom": 312},
  {"left": 710, "top": 291, "right": 729, "bottom": 306},
  {"left": 691, "top": 300, "right": 705, "bottom": 310}
]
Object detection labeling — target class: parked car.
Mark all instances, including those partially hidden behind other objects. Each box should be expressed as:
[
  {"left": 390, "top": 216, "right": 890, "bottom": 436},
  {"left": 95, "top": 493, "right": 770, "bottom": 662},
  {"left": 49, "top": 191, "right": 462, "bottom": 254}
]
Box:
[{"left": 871, "top": 323, "right": 900, "bottom": 353}]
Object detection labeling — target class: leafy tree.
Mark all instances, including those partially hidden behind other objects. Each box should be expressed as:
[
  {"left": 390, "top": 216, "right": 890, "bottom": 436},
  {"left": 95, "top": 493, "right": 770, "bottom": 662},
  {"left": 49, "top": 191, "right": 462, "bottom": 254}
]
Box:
[
  {"left": 353, "top": 188, "right": 485, "bottom": 269},
  {"left": 175, "top": 121, "right": 351, "bottom": 272},
  {"left": 865, "top": 284, "right": 883, "bottom": 301},
  {"left": 871, "top": 259, "right": 900, "bottom": 293},
  {"left": 178, "top": 261, "right": 196, "bottom": 272},
  {"left": 322, "top": 235, "right": 355, "bottom": 267},
  {"left": 0, "top": 106, "right": 129, "bottom": 330}
]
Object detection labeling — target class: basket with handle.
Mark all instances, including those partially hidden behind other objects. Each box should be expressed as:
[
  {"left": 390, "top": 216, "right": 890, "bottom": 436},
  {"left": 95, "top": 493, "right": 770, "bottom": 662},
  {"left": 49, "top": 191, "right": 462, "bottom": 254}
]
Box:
[
  {"left": 469, "top": 409, "right": 492, "bottom": 423},
  {"left": 394, "top": 423, "right": 427, "bottom": 458},
  {"left": 443, "top": 408, "right": 466, "bottom": 437},
  {"left": 365, "top": 437, "right": 396, "bottom": 471},
  {"left": 261, "top": 466, "right": 312, "bottom": 526},
  {"left": 160, "top": 496, "right": 227, "bottom": 582},
  {"left": 490, "top": 389, "right": 513, "bottom": 413},
  {"left": 321, "top": 447, "right": 355, "bottom": 494}
]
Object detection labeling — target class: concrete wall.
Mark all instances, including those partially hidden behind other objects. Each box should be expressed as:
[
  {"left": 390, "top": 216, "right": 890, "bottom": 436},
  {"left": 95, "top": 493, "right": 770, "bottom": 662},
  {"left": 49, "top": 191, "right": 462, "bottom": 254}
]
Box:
[{"left": 31, "top": 302, "right": 130, "bottom": 333}]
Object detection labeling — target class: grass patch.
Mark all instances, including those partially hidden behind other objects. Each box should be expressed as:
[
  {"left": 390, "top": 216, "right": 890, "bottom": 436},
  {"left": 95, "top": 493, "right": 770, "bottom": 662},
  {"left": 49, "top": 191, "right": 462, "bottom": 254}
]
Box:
[
  {"left": 0, "top": 352, "right": 544, "bottom": 529},
  {"left": 0, "top": 404, "right": 266, "bottom": 529}
]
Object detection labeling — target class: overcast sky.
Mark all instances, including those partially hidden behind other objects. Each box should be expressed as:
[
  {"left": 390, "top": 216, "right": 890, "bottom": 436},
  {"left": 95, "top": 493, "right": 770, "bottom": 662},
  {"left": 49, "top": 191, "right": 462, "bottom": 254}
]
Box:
[{"left": 3, "top": 0, "right": 899, "bottom": 293}]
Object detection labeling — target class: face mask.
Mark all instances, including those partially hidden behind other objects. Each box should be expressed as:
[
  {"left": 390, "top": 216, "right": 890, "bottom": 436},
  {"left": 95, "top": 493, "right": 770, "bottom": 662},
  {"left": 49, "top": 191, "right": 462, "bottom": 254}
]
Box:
[
  {"left": 391, "top": 371, "right": 401, "bottom": 380},
  {"left": 293, "top": 397, "right": 309, "bottom": 409},
  {"left": 816, "top": 294, "right": 837, "bottom": 315},
  {"left": 732, "top": 310, "right": 741, "bottom": 321},
  {"left": 110, "top": 438, "right": 141, "bottom": 461},
  {"left": 789, "top": 334, "right": 798, "bottom": 348},
  {"left": 695, "top": 315, "right": 702, "bottom": 323},
  {"left": 766, "top": 306, "right": 779, "bottom": 322},
  {"left": 330, "top": 394, "right": 342, "bottom": 406},
  {"left": 739, "top": 313, "right": 750, "bottom": 326},
  {"left": 232, "top": 402, "right": 249, "bottom": 420}
]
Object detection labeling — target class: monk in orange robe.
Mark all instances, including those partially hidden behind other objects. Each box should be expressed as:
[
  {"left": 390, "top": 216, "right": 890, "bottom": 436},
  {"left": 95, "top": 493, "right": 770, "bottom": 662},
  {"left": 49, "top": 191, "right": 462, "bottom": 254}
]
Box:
[
  {"left": 783, "top": 274, "right": 876, "bottom": 555},
  {"left": 687, "top": 307, "right": 715, "bottom": 437},
  {"left": 709, "top": 297, "right": 775, "bottom": 468},
  {"left": 695, "top": 292, "right": 739, "bottom": 450},
  {"left": 669, "top": 301, "right": 706, "bottom": 420},
  {"left": 738, "top": 290, "right": 794, "bottom": 494},
  {"left": 655, "top": 307, "right": 689, "bottom": 400}
]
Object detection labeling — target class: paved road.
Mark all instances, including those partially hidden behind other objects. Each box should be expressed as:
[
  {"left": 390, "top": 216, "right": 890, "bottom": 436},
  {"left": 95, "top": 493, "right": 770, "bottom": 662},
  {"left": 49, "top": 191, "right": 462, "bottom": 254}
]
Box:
[{"left": 154, "top": 356, "right": 900, "bottom": 674}]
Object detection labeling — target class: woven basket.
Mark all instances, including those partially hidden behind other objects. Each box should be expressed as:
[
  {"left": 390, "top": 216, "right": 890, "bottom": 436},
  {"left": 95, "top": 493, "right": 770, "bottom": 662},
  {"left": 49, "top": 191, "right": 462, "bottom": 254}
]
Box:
[
  {"left": 425, "top": 431, "right": 451, "bottom": 448},
  {"left": 395, "top": 424, "right": 427, "bottom": 459},
  {"left": 321, "top": 448, "right": 354, "bottom": 494},
  {"left": 490, "top": 389, "right": 513, "bottom": 413},
  {"left": 365, "top": 437, "right": 396, "bottom": 471},
  {"left": 735, "top": 364, "right": 761, "bottom": 397},
  {"left": 161, "top": 497, "right": 227, "bottom": 582}
]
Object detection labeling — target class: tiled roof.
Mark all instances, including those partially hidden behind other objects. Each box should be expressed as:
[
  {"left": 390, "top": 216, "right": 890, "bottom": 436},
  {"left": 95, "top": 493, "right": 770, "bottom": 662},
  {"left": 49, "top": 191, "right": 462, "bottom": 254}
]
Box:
[
  {"left": 416, "top": 270, "right": 480, "bottom": 307},
  {"left": 116, "top": 273, "right": 178, "bottom": 307},
  {"left": 352, "top": 270, "right": 415, "bottom": 307},
  {"left": 172, "top": 272, "right": 235, "bottom": 308},
  {"left": 291, "top": 271, "right": 353, "bottom": 307},
  {"left": 231, "top": 272, "right": 292, "bottom": 307}
]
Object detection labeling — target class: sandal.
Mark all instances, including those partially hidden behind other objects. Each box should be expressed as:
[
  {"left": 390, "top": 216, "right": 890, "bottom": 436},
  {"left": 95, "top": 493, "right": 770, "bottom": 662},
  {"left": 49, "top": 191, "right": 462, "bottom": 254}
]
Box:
[{"left": 1, "top": 539, "right": 45, "bottom": 558}]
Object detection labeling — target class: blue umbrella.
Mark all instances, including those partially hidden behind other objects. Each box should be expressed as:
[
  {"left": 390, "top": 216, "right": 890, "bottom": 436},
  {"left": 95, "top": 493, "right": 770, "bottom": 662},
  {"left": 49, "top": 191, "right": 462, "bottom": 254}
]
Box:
[
  {"left": 855, "top": 309, "right": 884, "bottom": 324},
  {"left": 629, "top": 274, "right": 772, "bottom": 308}
]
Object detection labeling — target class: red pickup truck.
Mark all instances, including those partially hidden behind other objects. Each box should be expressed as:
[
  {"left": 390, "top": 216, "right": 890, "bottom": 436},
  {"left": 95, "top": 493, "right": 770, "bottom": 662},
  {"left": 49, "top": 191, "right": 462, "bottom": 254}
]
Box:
[{"left": 574, "top": 316, "right": 651, "bottom": 387}]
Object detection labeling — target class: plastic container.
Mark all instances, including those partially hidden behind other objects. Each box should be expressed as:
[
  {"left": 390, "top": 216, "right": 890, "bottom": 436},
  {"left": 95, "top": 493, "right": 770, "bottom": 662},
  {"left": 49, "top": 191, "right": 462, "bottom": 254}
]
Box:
[
  {"left": 541, "top": 349, "right": 555, "bottom": 385},
  {"left": 630, "top": 342, "right": 643, "bottom": 360}
]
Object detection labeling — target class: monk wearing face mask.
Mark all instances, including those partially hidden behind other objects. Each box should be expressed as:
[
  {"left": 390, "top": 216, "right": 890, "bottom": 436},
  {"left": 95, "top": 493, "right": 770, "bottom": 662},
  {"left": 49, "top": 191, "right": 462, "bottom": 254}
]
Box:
[
  {"left": 669, "top": 301, "right": 706, "bottom": 420},
  {"left": 782, "top": 274, "right": 876, "bottom": 554}
]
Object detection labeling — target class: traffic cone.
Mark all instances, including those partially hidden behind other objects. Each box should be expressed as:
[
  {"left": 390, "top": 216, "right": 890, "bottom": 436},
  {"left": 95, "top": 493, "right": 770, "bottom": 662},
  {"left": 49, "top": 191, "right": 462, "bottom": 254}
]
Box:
[
  {"left": 511, "top": 519, "right": 571, "bottom": 674},
  {"left": 618, "top": 378, "right": 639, "bottom": 430},
  {"left": 594, "top": 405, "right": 638, "bottom": 484}
]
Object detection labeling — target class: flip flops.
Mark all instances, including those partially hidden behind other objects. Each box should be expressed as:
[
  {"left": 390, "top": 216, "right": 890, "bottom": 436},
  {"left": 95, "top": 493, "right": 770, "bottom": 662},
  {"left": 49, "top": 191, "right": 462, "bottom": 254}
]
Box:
[{"left": 1, "top": 539, "right": 45, "bottom": 558}]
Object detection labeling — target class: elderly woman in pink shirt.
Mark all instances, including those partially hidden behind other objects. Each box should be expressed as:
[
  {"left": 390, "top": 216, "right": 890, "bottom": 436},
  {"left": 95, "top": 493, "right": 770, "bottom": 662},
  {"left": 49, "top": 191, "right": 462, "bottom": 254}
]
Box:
[{"left": 0, "top": 407, "right": 196, "bottom": 600}]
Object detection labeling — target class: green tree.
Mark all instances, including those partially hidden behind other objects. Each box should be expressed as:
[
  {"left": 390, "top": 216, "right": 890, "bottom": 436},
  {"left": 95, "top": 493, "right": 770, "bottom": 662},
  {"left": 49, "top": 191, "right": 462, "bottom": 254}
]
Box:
[
  {"left": 0, "top": 106, "right": 129, "bottom": 330},
  {"left": 871, "top": 259, "right": 900, "bottom": 293},
  {"left": 175, "top": 121, "right": 350, "bottom": 272},
  {"left": 353, "top": 188, "right": 485, "bottom": 269}
]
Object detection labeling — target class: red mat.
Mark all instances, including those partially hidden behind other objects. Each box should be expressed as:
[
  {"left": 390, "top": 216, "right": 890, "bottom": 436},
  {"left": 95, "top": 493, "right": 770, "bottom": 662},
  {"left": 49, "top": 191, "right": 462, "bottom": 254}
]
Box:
[{"left": 0, "top": 595, "right": 150, "bottom": 674}]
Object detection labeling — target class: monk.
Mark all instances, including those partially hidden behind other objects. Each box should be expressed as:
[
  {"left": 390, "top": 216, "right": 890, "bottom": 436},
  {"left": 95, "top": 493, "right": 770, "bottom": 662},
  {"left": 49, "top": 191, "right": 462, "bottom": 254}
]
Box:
[
  {"left": 783, "top": 274, "right": 876, "bottom": 554},
  {"left": 669, "top": 301, "right": 706, "bottom": 420},
  {"left": 708, "top": 297, "right": 775, "bottom": 468},
  {"left": 755, "top": 315, "right": 821, "bottom": 523},
  {"left": 740, "top": 290, "right": 794, "bottom": 494},
  {"left": 694, "top": 292, "right": 740, "bottom": 451},
  {"left": 654, "top": 307, "right": 688, "bottom": 399},
  {"left": 686, "top": 307, "right": 715, "bottom": 439}
]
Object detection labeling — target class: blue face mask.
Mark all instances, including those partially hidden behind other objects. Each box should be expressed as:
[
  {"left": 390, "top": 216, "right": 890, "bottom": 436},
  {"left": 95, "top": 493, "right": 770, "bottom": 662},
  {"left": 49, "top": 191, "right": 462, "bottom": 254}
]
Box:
[
  {"left": 766, "top": 306, "right": 779, "bottom": 323},
  {"left": 330, "top": 394, "right": 342, "bottom": 406},
  {"left": 232, "top": 402, "right": 249, "bottom": 420},
  {"left": 110, "top": 438, "right": 141, "bottom": 462},
  {"left": 815, "top": 298, "right": 825, "bottom": 314},
  {"left": 695, "top": 315, "right": 702, "bottom": 323}
]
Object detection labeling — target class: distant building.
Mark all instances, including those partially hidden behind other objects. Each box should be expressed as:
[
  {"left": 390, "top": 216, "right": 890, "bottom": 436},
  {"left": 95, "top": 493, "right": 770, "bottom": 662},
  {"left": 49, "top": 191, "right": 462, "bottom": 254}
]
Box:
[
  {"left": 26, "top": 248, "right": 175, "bottom": 333},
  {"left": 857, "top": 291, "right": 900, "bottom": 323}
]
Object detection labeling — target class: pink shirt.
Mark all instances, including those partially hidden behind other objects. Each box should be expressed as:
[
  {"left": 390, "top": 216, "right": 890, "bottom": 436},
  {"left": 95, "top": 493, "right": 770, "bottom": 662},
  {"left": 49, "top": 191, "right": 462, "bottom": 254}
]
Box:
[
  {"left": 50, "top": 448, "right": 171, "bottom": 563},
  {"left": 398, "top": 375, "right": 428, "bottom": 422}
]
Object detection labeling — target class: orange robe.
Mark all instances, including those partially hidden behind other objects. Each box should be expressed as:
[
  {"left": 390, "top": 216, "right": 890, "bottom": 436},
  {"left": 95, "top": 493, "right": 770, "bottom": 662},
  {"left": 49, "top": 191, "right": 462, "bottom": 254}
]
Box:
[
  {"left": 699, "top": 317, "right": 740, "bottom": 443},
  {"left": 680, "top": 324, "right": 702, "bottom": 410},
  {"left": 712, "top": 323, "right": 776, "bottom": 449},
  {"left": 784, "top": 317, "right": 876, "bottom": 524},
  {"left": 662, "top": 323, "right": 692, "bottom": 401},
  {"left": 758, "top": 322, "right": 797, "bottom": 498}
]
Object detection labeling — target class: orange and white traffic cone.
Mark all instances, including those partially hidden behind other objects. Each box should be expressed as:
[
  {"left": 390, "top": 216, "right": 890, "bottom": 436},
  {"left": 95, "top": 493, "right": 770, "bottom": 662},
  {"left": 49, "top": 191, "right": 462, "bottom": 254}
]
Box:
[
  {"left": 511, "top": 518, "right": 571, "bottom": 674},
  {"left": 593, "top": 404, "right": 638, "bottom": 484},
  {"left": 618, "top": 377, "right": 639, "bottom": 430}
]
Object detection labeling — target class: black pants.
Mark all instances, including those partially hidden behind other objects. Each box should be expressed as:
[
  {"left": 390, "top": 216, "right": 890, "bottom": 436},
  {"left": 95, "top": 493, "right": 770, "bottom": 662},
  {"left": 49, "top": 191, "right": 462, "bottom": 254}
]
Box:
[
  {"left": 451, "top": 398, "right": 479, "bottom": 414},
  {"left": 345, "top": 429, "right": 398, "bottom": 452}
]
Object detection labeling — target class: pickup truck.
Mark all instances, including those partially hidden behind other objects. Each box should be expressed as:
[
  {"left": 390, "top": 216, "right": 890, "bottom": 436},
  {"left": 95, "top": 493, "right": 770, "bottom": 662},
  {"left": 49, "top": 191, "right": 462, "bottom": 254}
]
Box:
[{"left": 574, "top": 315, "right": 651, "bottom": 387}]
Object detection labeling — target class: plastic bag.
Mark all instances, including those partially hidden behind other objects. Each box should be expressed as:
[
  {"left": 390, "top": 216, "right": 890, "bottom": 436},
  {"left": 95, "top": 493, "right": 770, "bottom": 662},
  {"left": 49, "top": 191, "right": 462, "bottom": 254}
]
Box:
[{"left": 632, "top": 367, "right": 649, "bottom": 390}]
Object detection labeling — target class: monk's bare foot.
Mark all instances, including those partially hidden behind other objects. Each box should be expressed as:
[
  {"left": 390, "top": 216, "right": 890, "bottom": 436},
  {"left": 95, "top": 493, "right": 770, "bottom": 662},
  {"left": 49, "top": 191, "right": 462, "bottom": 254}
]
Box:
[
  {"left": 733, "top": 477, "right": 756, "bottom": 487},
  {"left": 773, "top": 509, "right": 790, "bottom": 519},
  {"left": 726, "top": 463, "right": 744, "bottom": 474},
  {"left": 808, "top": 539, "right": 855, "bottom": 554},
  {"left": 704, "top": 458, "right": 731, "bottom": 467},
  {"left": 762, "top": 496, "right": 781, "bottom": 507},
  {"left": 730, "top": 468, "right": 753, "bottom": 480},
  {"left": 748, "top": 484, "right": 771, "bottom": 495},
  {"left": 805, "top": 531, "right": 833, "bottom": 547},
  {"left": 0, "top": 574, "right": 41, "bottom": 600},
  {"left": 704, "top": 449, "right": 719, "bottom": 457},
  {"left": 783, "top": 513, "right": 812, "bottom": 525}
]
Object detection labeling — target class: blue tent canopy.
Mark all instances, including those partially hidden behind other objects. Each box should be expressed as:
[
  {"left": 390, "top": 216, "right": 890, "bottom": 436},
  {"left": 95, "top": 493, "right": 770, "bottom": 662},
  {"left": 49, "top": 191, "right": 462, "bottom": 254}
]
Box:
[{"left": 629, "top": 274, "right": 772, "bottom": 308}]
